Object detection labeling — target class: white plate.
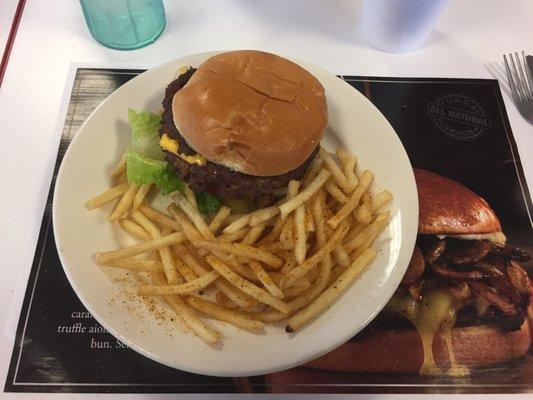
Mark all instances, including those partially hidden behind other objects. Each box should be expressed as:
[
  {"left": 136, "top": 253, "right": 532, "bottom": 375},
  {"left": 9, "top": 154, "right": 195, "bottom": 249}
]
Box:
[{"left": 53, "top": 52, "right": 418, "bottom": 377}]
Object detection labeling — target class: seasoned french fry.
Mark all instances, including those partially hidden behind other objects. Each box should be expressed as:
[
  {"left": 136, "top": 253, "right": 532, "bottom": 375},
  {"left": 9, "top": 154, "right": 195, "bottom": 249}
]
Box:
[
  {"left": 218, "top": 227, "right": 251, "bottom": 242},
  {"left": 208, "top": 206, "right": 231, "bottom": 234},
  {"left": 281, "top": 254, "right": 297, "bottom": 274},
  {"left": 249, "top": 206, "right": 279, "bottom": 226},
  {"left": 168, "top": 204, "right": 203, "bottom": 241},
  {"left": 281, "top": 219, "right": 350, "bottom": 289},
  {"left": 253, "top": 310, "right": 287, "bottom": 323},
  {"left": 132, "top": 184, "right": 152, "bottom": 210},
  {"left": 139, "top": 203, "right": 180, "bottom": 231},
  {"left": 343, "top": 154, "right": 358, "bottom": 190},
  {"left": 286, "top": 248, "right": 376, "bottom": 332},
  {"left": 96, "top": 231, "right": 186, "bottom": 263},
  {"left": 320, "top": 148, "right": 351, "bottom": 193},
  {"left": 102, "top": 258, "right": 163, "bottom": 273},
  {"left": 194, "top": 239, "right": 283, "bottom": 269},
  {"left": 373, "top": 189, "right": 393, "bottom": 212},
  {"left": 335, "top": 148, "right": 348, "bottom": 165},
  {"left": 184, "top": 186, "right": 198, "bottom": 209},
  {"left": 206, "top": 256, "right": 290, "bottom": 314},
  {"left": 225, "top": 260, "right": 261, "bottom": 283},
  {"left": 152, "top": 273, "right": 220, "bottom": 343},
  {"left": 311, "top": 194, "right": 332, "bottom": 272},
  {"left": 109, "top": 183, "right": 140, "bottom": 220},
  {"left": 173, "top": 193, "right": 214, "bottom": 240},
  {"left": 334, "top": 247, "right": 350, "bottom": 268},
  {"left": 174, "top": 244, "right": 251, "bottom": 308},
  {"left": 345, "top": 211, "right": 390, "bottom": 253},
  {"left": 131, "top": 210, "right": 180, "bottom": 284},
  {"left": 279, "top": 216, "right": 295, "bottom": 250},
  {"left": 140, "top": 271, "right": 219, "bottom": 295},
  {"left": 215, "top": 291, "right": 238, "bottom": 308},
  {"left": 242, "top": 222, "right": 266, "bottom": 245},
  {"left": 173, "top": 255, "right": 198, "bottom": 282},
  {"left": 185, "top": 296, "right": 264, "bottom": 332},
  {"left": 283, "top": 281, "right": 311, "bottom": 299},
  {"left": 304, "top": 205, "right": 315, "bottom": 233},
  {"left": 355, "top": 202, "right": 373, "bottom": 225},
  {"left": 119, "top": 218, "right": 151, "bottom": 241},
  {"left": 249, "top": 260, "right": 284, "bottom": 299},
  {"left": 260, "top": 180, "right": 300, "bottom": 245},
  {"left": 325, "top": 180, "right": 348, "bottom": 204},
  {"left": 327, "top": 170, "right": 374, "bottom": 229},
  {"left": 361, "top": 191, "right": 373, "bottom": 208},
  {"left": 279, "top": 169, "right": 330, "bottom": 218},
  {"left": 85, "top": 183, "right": 129, "bottom": 210},
  {"left": 111, "top": 151, "right": 128, "bottom": 180},
  {"left": 223, "top": 214, "right": 251, "bottom": 234},
  {"left": 294, "top": 205, "right": 307, "bottom": 264}
]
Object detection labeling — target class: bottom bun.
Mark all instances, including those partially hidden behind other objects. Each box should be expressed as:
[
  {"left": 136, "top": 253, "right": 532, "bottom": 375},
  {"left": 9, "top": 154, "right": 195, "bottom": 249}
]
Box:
[{"left": 306, "top": 322, "right": 531, "bottom": 373}]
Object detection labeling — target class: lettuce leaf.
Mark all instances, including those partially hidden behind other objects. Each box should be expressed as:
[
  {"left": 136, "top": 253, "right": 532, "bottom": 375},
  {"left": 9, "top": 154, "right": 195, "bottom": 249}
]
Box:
[
  {"left": 126, "top": 150, "right": 167, "bottom": 185},
  {"left": 128, "top": 109, "right": 165, "bottom": 161},
  {"left": 196, "top": 192, "right": 222, "bottom": 215}
]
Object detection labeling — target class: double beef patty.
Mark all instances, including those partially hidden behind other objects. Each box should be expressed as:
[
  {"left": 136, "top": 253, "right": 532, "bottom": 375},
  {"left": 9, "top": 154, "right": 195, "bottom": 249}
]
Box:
[{"left": 160, "top": 68, "right": 319, "bottom": 207}]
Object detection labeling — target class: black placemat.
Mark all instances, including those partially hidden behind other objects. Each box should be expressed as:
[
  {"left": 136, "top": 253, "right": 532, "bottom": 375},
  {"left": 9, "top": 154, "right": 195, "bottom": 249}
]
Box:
[{"left": 4, "top": 69, "right": 532, "bottom": 394}]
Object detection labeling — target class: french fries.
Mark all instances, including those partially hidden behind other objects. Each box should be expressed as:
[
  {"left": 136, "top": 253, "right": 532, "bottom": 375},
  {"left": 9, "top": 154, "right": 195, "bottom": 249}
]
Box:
[
  {"left": 118, "top": 218, "right": 151, "bottom": 241},
  {"left": 109, "top": 183, "right": 140, "bottom": 220},
  {"left": 88, "top": 145, "right": 392, "bottom": 343},
  {"left": 185, "top": 296, "right": 264, "bottom": 332},
  {"left": 286, "top": 248, "right": 377, "bottom": 332},
  {"left": 139, "top": 271, "right": 219, "bottom": 295},
  {"left": 327, "top": 170, "right": 374, "bottom": 229},
  {"left": 132, "top": 184, "right": 152, "bottom": 210},
  {"left": 278, "top": 169, "right": 330, "bottom": 218},
  {"left": 206, "top": 256, "right": 290, "bottom": 314},
  {"left": 208, "top": 206, "right": 231, "bottom": 234},
  {"left": 85, "top": 183, "right": 129, "bottom": 210},
  {"left": 193, "top": 239, "right": 283, "bottom": 269}
]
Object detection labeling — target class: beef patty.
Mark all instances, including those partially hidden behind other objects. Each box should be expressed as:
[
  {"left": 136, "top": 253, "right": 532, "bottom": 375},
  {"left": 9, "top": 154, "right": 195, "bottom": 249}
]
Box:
[{"left": 160, "top": 68, "right": 319, "bottom": 207}]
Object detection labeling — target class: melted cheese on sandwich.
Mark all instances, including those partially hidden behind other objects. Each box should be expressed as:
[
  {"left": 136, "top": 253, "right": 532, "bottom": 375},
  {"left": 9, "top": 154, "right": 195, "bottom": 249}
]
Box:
[
  {"left": 159, "top": 134, "right": 207, "bottom": 166},
  {"left": 387, "top": 289, "right": 469, "bottom": 376},
  {"left": 436, "top": 232, "right": 506, "bottom": 244}
]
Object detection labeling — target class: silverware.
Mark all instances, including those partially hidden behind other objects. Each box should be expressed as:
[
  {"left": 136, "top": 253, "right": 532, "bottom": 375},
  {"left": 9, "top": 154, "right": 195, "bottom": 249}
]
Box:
[{"left": 503, "top": 51, "right": 533, "bottom": 123}]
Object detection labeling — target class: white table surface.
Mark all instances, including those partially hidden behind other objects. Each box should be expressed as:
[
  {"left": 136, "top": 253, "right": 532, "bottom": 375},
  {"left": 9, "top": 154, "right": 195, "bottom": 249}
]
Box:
[{"left": 0, "top": 0, "right": 532, "bottom": 399}]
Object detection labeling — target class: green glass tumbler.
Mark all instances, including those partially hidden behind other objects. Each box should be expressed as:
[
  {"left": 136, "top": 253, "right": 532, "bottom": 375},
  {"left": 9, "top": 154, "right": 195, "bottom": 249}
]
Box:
[{"left": 80, "top": 0, "right": 166, "bottom": 50}]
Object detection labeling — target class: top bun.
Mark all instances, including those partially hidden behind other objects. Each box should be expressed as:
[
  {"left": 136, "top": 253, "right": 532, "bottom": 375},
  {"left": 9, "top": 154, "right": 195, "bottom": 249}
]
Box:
[
  {"left": 414, "top": 169, "right": 501, "bottom": 235},
  {"left": 172, "top": 50, "right": 327, "bottom": 176}
]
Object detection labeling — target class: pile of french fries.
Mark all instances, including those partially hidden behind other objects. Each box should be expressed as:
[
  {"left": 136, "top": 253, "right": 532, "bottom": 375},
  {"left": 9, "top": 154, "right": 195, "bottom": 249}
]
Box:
[{"left": 85, "top": 147, "right": 393, "bottom": 343}]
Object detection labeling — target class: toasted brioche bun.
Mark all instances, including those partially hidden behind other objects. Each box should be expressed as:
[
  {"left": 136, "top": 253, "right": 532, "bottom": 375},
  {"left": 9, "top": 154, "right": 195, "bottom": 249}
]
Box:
[
  {"left": 172, "top": 50, "right": 327, "bottom": 177},
  {"left": 305, "top": 322, "right": 530, "bottom": 373},
  {"left": 414, "top": 169, "right": 501, "bottom": 235}
]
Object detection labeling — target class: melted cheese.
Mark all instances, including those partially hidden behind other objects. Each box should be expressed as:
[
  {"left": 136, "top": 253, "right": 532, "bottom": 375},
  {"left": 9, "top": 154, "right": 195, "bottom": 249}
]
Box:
[
  {"left": 387, "top": 289, "right": 469, "bottom": 376},
  {"left": 180, "top": 153, "right": 207, "bottom": 166},
  {"left": 159, "top": 135, "right": 207, "bottom": 166},
  {"left": 436, "top": 232, "right": 506, "bottom": 243},
  {"left": 160, "top": 134, "right": 179, "bottom": 155}
]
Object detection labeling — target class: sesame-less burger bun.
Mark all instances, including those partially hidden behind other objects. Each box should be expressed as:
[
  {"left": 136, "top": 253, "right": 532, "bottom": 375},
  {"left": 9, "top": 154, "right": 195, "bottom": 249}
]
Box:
[
  {"left": 414, "top": 168, "right": 502, "bottom": 235},
  {"left": 172, "top": 50, "right": 327, "bottom": 177}
]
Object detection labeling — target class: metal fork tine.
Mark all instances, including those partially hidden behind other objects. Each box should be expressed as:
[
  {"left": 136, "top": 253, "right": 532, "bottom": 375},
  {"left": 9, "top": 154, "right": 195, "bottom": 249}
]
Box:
[
  {"left": 503, "top": 54, "right": 520, "bottom": 103},
  {"left": 509, "top": 53, "right": 525, "bottom": 101},
  {"left": 515, "top": 52, "right": 531, "bottom": 101},
  {"left": 522, "top": 51, "right": 533, "bottom": 100}
]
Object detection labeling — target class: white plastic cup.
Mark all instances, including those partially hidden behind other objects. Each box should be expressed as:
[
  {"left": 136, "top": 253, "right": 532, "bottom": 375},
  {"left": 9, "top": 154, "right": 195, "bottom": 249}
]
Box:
[{"left": 360, "top": 0, "right": 450, "bottom": 53}]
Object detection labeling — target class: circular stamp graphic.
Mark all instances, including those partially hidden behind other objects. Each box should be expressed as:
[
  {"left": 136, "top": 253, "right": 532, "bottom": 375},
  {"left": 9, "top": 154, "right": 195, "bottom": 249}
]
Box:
[{"left": 426, "top": 94, "right": 491, "bottom": 140}]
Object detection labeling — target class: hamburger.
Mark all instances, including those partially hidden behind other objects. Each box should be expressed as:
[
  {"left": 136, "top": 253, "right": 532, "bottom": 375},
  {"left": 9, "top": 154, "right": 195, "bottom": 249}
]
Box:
[
  {"left": 158, "top": 50, "right": 328, "bottom": 208},
  {"left": 307, "top": 169, "right": 531, "bottom": 375}
]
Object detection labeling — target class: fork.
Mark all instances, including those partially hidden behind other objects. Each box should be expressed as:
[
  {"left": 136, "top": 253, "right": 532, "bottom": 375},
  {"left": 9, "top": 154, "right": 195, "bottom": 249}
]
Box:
[{"left": 503, "top": 51, "right": 533, "bottom": 123}]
